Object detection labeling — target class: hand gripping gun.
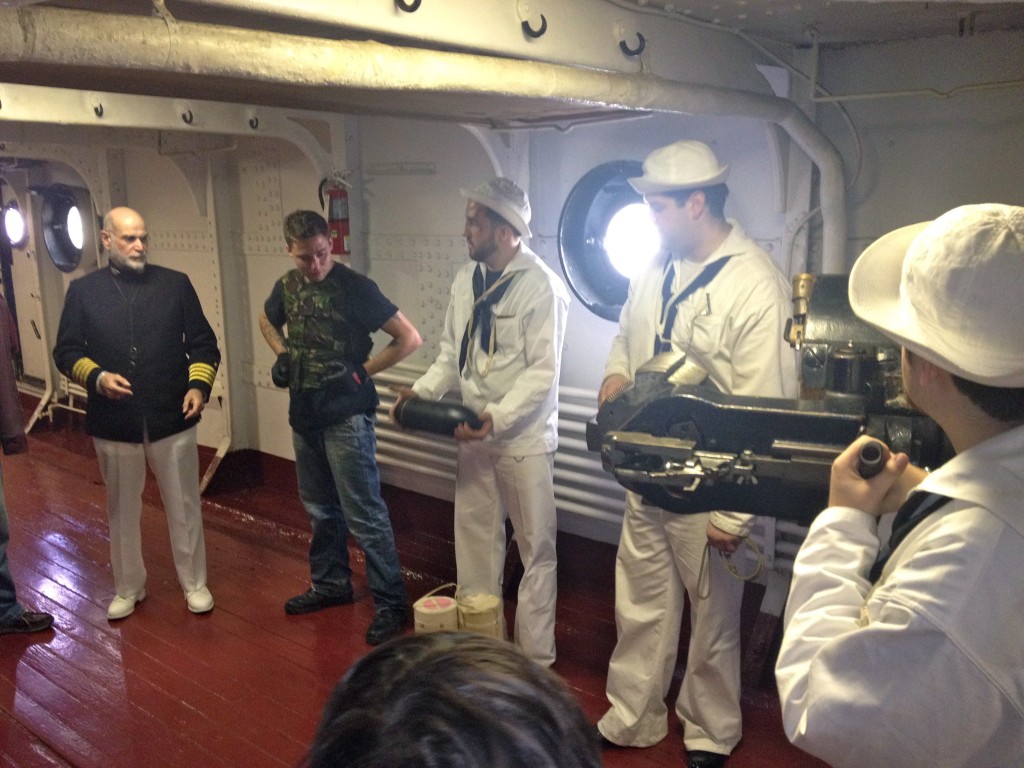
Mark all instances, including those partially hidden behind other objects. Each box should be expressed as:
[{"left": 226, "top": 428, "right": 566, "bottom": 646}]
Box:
[{"left": 585, "top": 274, "right": 952, "bottom": 524}]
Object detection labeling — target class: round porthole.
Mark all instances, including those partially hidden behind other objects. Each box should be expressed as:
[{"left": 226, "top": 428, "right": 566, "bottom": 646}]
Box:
[
  {"left": 557, "top": 160, "right": 660, "bottom": 322},
  {"left": 40, "top": 186, "right": 85, "bottom": 272}
]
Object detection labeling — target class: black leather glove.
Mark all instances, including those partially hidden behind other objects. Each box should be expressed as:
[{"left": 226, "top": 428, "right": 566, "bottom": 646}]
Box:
[{"left": 271, "top": 352, "right": 290, "bottom": 388}]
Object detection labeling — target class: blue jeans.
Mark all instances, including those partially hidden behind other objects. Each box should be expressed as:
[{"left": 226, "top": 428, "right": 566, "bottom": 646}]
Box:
[
  {"left": 292, "top": 413, "right": 407, "bottom": 611},
  {"left": 0, "top": 466, "right": 26, "bottom": 624}
]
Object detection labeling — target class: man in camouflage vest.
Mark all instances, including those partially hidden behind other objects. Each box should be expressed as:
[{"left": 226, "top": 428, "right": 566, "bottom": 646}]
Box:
[{"left": 259, "top": 209, "right": 422, "bottom": 646}]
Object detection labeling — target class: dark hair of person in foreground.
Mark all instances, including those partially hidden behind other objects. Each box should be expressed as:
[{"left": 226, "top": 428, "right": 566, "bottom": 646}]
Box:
[{"left": 303, "top": 631, "right": 601, "bottom": 768}]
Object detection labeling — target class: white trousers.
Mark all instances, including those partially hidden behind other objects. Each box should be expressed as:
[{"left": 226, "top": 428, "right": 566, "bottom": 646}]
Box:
[
  {"left": 454, "top": 447, "right": 558, "bottom": 667},
  {"left": 93, "top": 427, "right": 207, "bottom": 597},
  {"left": 599, "top": 492, "right": 743, "bottom": 753}
]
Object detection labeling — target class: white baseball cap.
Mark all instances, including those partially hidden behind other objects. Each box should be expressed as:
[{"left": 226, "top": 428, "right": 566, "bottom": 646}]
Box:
[
  {"left": 849, "top": 203, "right": 1024, "bottom": 387},
  {"left": 628, "top": 140, "right": 730, "bottom": 195},
  {"left": 460, "top": 177, "right": 532, "bottom": 239}
]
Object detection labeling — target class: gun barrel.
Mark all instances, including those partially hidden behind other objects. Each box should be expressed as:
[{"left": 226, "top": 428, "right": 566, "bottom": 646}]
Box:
[{"left": 857, "top": 440, "right": 886, "bottom": 478}]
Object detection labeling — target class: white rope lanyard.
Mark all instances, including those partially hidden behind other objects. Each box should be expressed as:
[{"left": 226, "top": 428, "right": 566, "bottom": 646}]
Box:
[{"left": 696, "top": 536, "right": 764, "bottom": 600}]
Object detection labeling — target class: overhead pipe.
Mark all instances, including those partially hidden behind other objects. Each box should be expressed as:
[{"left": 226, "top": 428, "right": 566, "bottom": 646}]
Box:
[{"left": 0, "top": 6, "right": 846, "bottom": 271}]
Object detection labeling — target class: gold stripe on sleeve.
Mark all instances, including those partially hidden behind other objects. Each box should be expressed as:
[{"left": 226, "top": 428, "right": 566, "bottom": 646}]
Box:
[
  {"left": 188, "top": 362, "right": 218, "bottom": 388},
  {"left": 70, "top": 358, "right": 101, "bottom": 389}
]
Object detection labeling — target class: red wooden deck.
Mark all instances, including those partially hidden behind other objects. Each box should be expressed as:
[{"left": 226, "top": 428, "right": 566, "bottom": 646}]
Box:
[{"left": 1, "top": 410, "right": 825, "bottom": 767}]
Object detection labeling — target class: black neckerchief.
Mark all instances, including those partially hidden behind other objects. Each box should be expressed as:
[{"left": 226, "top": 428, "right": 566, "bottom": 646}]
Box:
[
  {"left": 458, "top": 265, "right": 517, "bottom": 375},
  {"left": 869, "top": 491, "right": 953, "bottom": 583}
]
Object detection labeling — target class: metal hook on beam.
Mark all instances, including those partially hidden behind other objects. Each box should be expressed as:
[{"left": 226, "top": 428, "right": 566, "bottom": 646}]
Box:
[
  {"left": 619, "top": 32, "right": 646, "bottom": 57},
  {"left": 396, "top": 0, "right": 421, "bottom": 11},
  {"left": 522, "top": 14, "right": 547, "bottom": 38}
]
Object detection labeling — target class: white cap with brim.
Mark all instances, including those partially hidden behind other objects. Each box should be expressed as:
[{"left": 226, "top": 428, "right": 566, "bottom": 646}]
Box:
[
  {"left": 460, "top": 177, "right": 532, "bottom": 239},
  {"left": 849, "top": 203, "right": 1024, "bottom": 387},
  {"left": 628, "top": 140, "right": 730, "bottom": 195}
]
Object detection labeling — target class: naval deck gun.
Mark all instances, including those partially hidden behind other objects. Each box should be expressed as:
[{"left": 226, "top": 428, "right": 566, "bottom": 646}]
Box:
[{"left": 586, "top": 274, "right": 952, "bottom": 525}]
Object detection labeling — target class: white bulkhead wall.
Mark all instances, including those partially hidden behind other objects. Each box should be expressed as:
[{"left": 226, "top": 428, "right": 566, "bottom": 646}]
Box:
[
  {"left": 354, "top": 111, "right": 792, "bottom": 390},
  {"left": 812, "top": 30, "right": 1024, "bottom": 263},
  {"left": 355, "top": 110, "right": 793, "bottom": 539},
  {"left": 1, "top": 1, "right": 1021, "bottom": 544}
]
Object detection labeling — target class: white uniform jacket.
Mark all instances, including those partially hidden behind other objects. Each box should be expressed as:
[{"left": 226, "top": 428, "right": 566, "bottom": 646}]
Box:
[
  {"left": 603, "top": 221, "right": 798, "bottom": 533},
  {"left": 776, "top": 423, "right": 1024, "bottom": 768},
  {"left": 413, "top": 245, "right": 570, "bottom": 456}
]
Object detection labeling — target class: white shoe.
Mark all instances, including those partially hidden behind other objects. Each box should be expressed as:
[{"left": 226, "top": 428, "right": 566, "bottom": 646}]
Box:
[
  {"left": 107, "top": 589, "right": 146, "bottom": 620},
  {"left": 185, "top": 586, "right": 214, "bottom": 614}
]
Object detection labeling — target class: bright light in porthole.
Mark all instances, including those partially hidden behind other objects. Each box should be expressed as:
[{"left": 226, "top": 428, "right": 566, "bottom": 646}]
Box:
[
  {"left": 604, "top": 203, "right": 661, "bottom": 280},
  {"left": 4, "top": 205, "right": 27, "bottom": 247},
  {"left": 66, "top": 205, "right": 84, "bottom": 250}
]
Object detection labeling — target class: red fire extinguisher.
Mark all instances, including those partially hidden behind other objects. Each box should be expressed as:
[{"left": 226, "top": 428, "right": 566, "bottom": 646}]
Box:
[{"left": 319, "top": 177, "right": 350, "bottom": 256}]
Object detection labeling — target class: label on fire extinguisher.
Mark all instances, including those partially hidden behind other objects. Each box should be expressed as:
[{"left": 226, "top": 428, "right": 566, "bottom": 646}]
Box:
[
  {"left": 329, "top": 194, "right": 349, "bottom": 221},
  {"left": 328, "top": 190, "right": 351, "bottom": 255}
]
